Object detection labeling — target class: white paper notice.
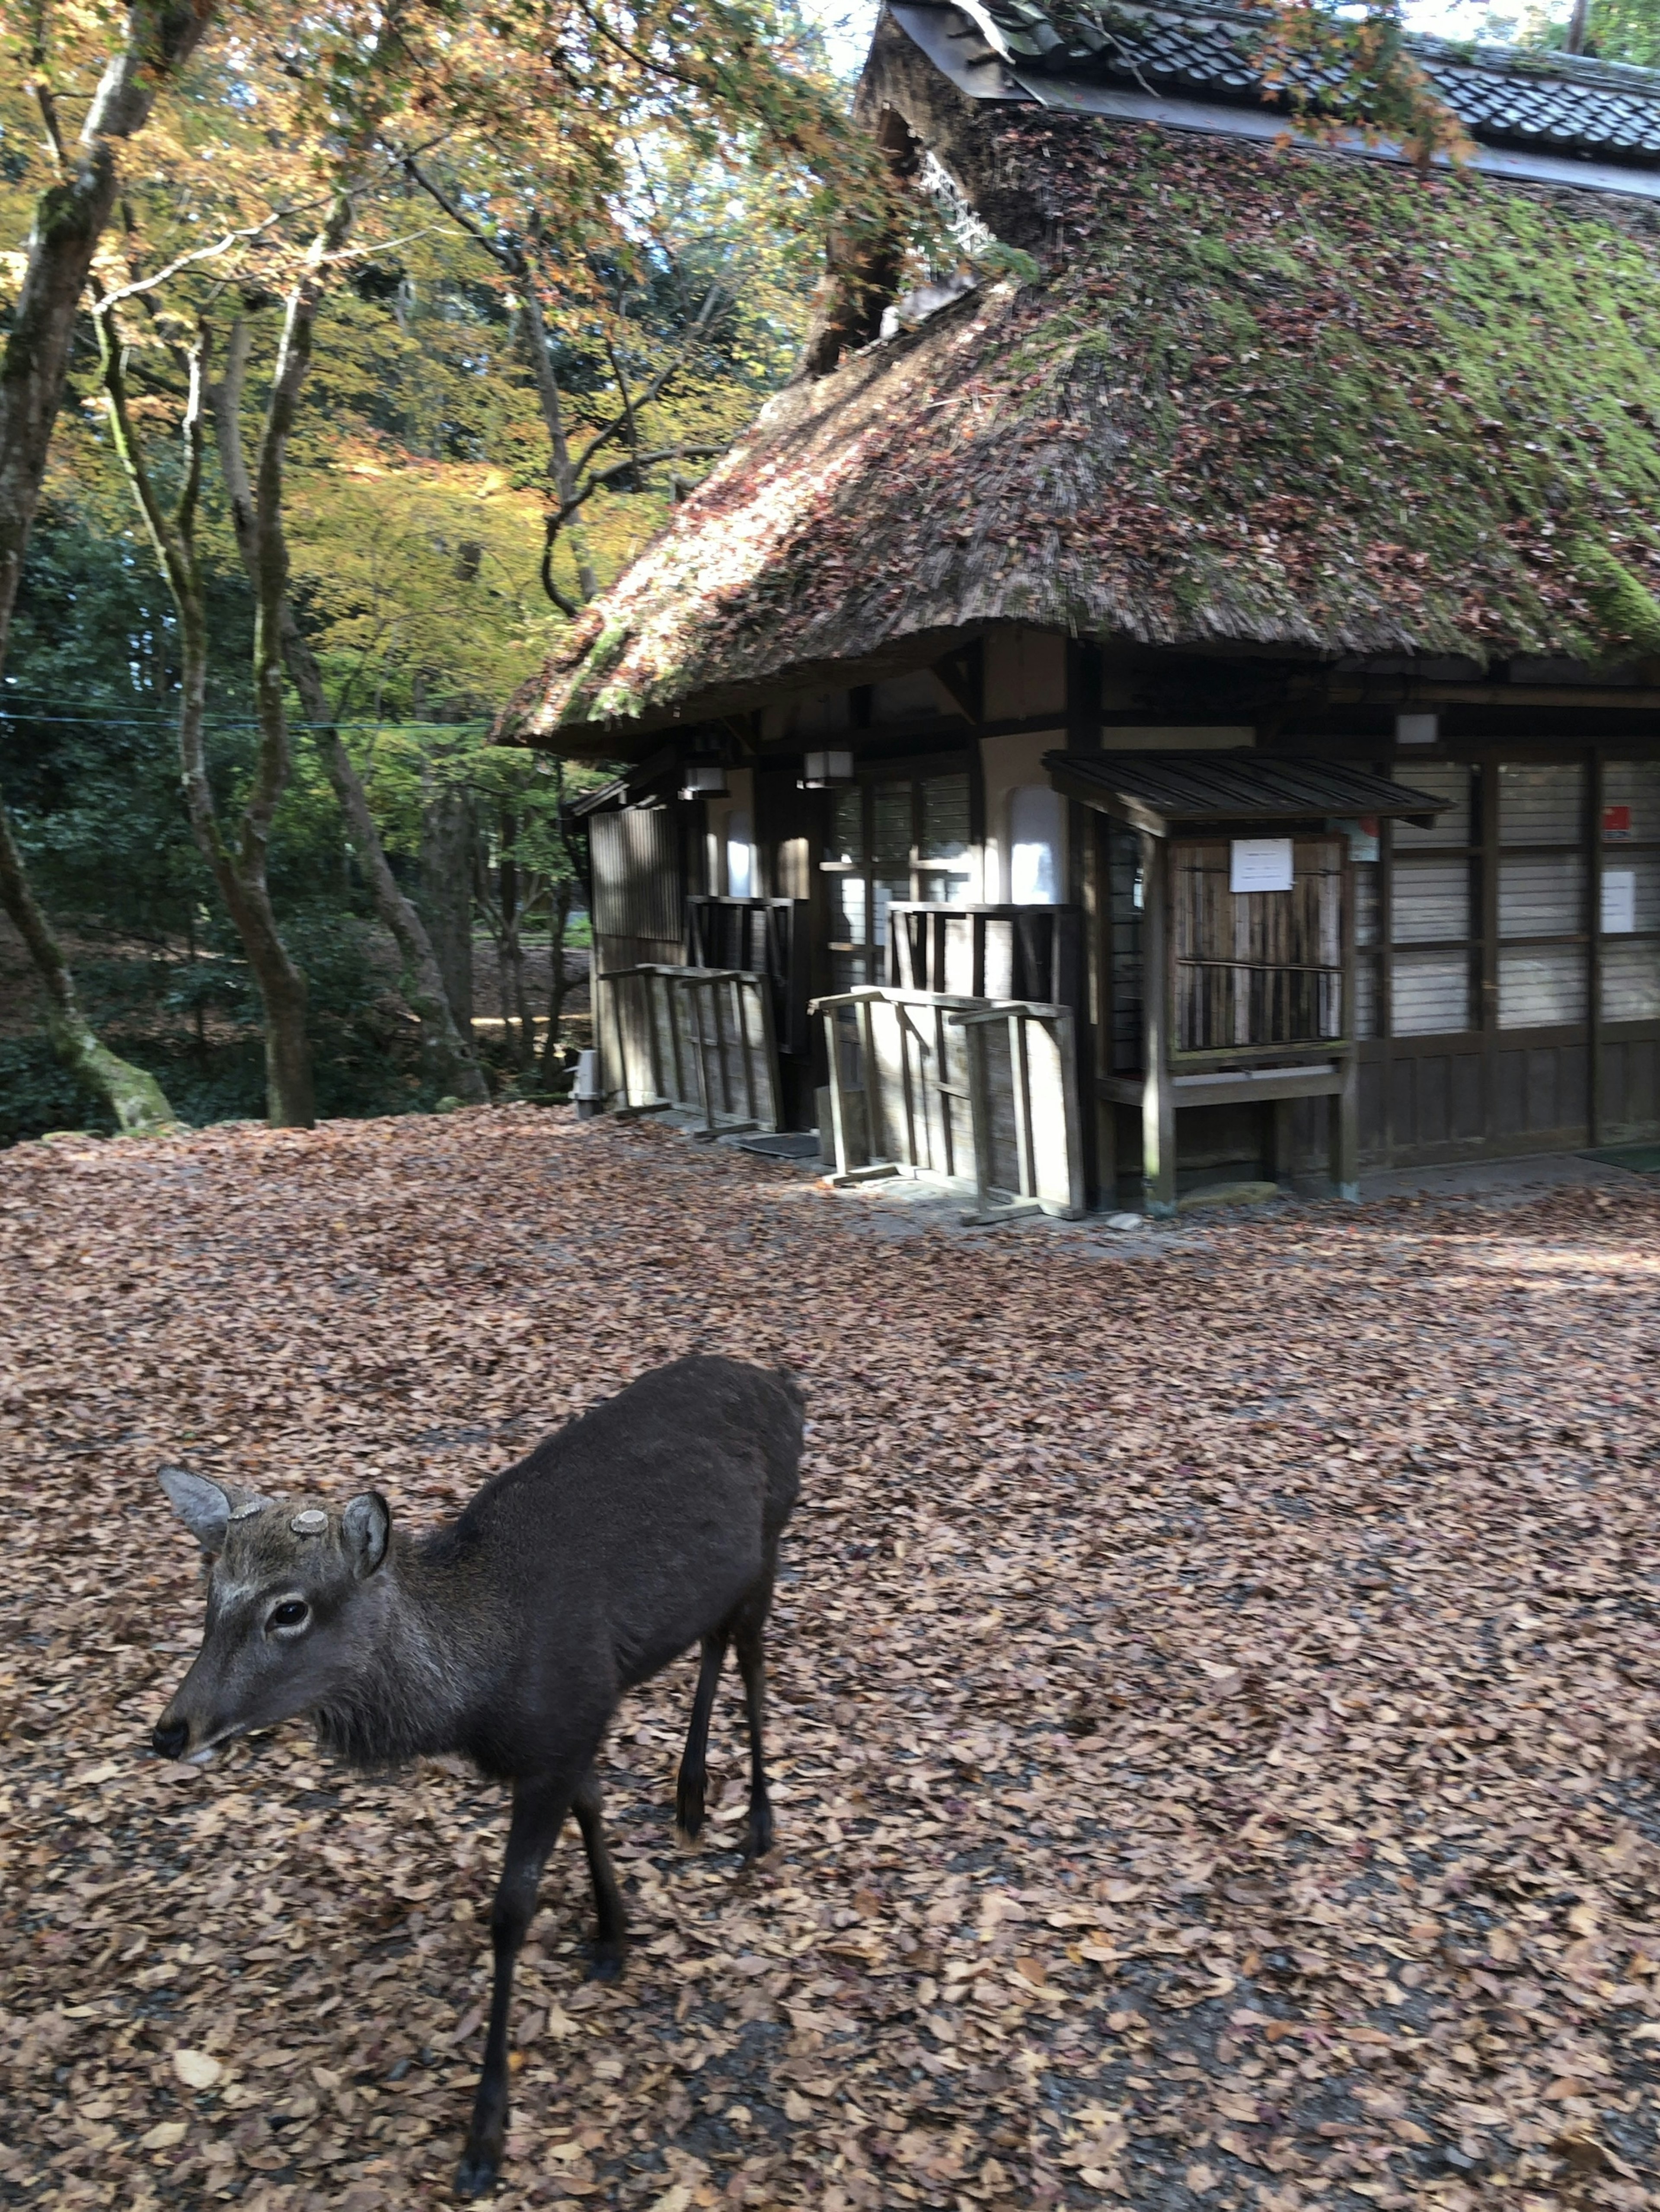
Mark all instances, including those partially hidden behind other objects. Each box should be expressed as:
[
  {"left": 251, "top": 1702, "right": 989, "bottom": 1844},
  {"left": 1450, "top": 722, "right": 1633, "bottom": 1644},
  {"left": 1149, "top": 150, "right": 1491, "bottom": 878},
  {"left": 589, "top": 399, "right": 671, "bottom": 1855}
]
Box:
[
  {"left": 1230, "top": 837, "right": 1295, "bottom": 894},
  {"left": 1602, "top": 869, "right": 1637, "bottom": 935}
]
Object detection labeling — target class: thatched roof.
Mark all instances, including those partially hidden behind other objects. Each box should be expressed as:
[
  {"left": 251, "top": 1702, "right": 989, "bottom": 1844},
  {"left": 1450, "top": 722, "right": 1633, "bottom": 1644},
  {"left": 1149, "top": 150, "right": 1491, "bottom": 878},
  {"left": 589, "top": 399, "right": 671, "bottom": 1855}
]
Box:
[{"left": 504, "top": 97, "right": 1660, "bottom": 747}]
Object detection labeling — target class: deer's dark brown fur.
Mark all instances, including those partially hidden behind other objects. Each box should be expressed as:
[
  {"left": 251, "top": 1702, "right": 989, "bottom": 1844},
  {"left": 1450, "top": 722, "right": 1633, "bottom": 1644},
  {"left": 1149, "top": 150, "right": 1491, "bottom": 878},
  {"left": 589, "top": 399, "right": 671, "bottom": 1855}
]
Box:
[{"left": 152, "top": 1355, "right": 803, "bottom": 2196}]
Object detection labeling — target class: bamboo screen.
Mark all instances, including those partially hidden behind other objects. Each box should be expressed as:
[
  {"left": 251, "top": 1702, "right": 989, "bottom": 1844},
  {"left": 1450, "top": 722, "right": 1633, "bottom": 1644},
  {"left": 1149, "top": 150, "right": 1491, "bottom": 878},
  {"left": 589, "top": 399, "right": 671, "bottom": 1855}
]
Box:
[{"left": 1172, "top": 838, "right": 1345, "bottom": 1051}]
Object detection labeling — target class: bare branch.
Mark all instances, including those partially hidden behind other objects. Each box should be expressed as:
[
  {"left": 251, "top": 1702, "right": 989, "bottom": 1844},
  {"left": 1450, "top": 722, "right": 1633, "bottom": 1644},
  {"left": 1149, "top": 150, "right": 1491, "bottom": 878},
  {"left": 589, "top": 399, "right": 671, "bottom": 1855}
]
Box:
[{"left": 95, "top": 207, "right": 297, "bottom": 313}]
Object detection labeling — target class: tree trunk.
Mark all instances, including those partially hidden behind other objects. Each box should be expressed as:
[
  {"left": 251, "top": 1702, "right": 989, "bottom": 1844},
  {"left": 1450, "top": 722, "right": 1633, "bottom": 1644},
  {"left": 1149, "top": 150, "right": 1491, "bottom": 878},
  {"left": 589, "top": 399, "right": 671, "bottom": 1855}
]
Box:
[
  {"left": 498, "top": 806, "right": 533, "bottom": 1068},
  {"left": 0, "top": 808, "right": 174, "bottom": 1130},
  {"left": 0, "top": 3, "right": 214, "bottom": 670},
  {"left": 518, "top": 285, "right": 598, "bottom": 603},
  {"left": 420, "top": 774, "right": 476, "bottom": 1040},
  {"left": 210, "top": 324, "right": 488, "bottom": 1106},
  {"left": 1565, "top": 0, "right": 1592, "bottom": 51},
  {"left": 538, "top": 872, "right": 576, "bottom": 1087},
  {"left": 99, "top": 307, "right": 314, "bottom": 1128},
  {"left": 0, "top": 2, "right": 211, "bottom": 1134}
]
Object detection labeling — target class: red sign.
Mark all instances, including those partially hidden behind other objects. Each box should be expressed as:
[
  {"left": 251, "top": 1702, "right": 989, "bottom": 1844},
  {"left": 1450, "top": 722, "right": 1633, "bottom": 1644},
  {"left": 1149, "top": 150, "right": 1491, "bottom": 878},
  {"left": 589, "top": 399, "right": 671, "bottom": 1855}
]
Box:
[{"left": 1603, "top": 804, "right": 1633, "bottom": 839}]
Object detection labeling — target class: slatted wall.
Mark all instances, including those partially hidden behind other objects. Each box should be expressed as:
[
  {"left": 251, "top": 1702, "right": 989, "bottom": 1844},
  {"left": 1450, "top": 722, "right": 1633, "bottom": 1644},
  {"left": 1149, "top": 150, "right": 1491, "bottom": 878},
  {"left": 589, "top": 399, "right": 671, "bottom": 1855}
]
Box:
[
  {"left": 589, "top": 807, "right": 684, "bottom": 976},
  {"left": 1170, "top": 839, "right": 1345, "bottom": 1052}
]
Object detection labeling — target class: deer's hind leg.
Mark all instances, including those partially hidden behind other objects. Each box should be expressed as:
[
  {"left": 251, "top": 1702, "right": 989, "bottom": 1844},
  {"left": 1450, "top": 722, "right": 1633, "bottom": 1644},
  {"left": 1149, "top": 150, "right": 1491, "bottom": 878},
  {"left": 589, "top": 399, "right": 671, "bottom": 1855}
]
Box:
[
  {"left": 572, "top": 1767, "right": 627, "bottom": 1982},
  {"left": 675, "top": 1631, "right": 726, "bottom": 1840},
  {"left": 731, "top": 1568, "right": 778, "bottom": 1861}
]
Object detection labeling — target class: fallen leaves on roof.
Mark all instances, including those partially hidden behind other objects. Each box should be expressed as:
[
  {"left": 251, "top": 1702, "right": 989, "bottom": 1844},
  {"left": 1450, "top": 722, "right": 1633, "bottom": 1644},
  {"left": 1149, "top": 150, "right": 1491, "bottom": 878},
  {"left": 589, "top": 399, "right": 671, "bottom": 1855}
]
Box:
[{"left": 511, "top": 112, "right": 1660, "bottom": 738}]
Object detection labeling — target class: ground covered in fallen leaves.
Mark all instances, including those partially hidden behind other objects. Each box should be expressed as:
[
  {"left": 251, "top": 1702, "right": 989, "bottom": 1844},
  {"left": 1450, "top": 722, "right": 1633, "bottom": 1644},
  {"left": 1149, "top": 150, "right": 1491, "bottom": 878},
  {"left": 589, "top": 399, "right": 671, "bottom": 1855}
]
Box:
[{"left": 2, "top": 1109, "right": 1658, "bottom": 2212}]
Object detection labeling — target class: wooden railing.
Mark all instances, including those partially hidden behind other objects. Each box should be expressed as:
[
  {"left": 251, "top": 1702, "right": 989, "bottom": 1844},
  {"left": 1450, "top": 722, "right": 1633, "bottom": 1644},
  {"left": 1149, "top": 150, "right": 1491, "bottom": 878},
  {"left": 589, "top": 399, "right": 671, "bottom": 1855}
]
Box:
[
  {"left": 812, "top": 987, "right": 1085, "bottom": 1224},
  {"left": 596, "top": 965, "right": 781, "bottom": 1136}
]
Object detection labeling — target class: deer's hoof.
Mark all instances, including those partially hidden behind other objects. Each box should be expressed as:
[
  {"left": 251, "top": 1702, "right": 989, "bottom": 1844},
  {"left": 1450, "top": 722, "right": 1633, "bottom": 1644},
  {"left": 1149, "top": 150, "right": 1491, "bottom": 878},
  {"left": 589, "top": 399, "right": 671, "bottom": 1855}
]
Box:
[
  {"left": 588, "top": 1941, "right": 627, "bottom": 1984},
  {"left": 455, "top": 2144, "right": 500, "bottom": 2198},
  {"left": 744, "top": 1800, "right": 776, "bottom": 1862},
  {"left": 675, "top": 1785, "right": 706, "bottom": 1842}
]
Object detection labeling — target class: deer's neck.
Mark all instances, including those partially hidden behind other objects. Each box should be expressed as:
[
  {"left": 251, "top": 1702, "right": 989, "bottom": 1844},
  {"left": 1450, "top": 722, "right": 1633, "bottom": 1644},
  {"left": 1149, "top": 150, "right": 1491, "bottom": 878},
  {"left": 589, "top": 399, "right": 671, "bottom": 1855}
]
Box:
[{"left": 312, "top": 1540, "right": 487, "bottom": 1769}]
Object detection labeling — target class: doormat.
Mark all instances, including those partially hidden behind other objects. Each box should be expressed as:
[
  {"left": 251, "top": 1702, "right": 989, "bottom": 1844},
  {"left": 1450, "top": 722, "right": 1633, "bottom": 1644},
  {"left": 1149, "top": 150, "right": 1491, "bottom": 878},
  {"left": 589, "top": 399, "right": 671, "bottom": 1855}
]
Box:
[
  {"left": 1579, "top": 1144, "right": 1660, "bottom": 1174},
  {"left": 734, "top": 1132, "right": 823, "bottom": 1160}
]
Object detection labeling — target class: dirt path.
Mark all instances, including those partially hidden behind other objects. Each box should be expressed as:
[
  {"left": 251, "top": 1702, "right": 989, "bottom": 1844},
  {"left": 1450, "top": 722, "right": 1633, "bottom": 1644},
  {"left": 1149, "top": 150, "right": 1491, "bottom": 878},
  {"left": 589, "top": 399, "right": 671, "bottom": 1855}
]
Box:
[{"left": 1, "top": 1111, "right": 1657, "bottom": 2212}]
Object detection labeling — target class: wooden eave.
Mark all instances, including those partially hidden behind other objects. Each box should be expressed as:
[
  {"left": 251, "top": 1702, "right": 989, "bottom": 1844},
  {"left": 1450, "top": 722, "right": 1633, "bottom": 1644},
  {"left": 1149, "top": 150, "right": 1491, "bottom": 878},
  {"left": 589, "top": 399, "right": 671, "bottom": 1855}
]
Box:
[{"left": 1044, "top": 749, "right": 1451, "bottom": 837}]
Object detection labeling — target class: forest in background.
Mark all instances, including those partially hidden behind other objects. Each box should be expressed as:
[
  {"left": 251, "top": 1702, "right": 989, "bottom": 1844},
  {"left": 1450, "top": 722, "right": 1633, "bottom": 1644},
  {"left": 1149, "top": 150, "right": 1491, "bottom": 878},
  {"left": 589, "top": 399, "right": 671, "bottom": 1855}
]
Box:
[
  {"left": 0, "top": 0, "right": 880, "bottom": 1142},
  {"left": 4, "top": 0, "right": 1654, "bottom": 1146}
]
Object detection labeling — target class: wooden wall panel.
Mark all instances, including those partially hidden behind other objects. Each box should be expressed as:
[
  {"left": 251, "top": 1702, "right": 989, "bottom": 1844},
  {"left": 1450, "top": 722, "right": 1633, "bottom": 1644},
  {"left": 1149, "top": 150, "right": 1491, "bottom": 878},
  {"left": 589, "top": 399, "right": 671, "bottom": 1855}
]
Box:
[{"left": 1599, "top": 1035, "right": 1660, "bottom": 1137}]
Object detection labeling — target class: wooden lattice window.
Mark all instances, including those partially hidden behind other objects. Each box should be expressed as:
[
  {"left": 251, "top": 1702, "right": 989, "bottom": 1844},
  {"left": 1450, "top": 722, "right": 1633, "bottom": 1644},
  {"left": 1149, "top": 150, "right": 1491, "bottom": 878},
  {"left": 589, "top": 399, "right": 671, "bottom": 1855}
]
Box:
[{"left": 1171, "top": 837, "right": 1346, "bottom": 1052}]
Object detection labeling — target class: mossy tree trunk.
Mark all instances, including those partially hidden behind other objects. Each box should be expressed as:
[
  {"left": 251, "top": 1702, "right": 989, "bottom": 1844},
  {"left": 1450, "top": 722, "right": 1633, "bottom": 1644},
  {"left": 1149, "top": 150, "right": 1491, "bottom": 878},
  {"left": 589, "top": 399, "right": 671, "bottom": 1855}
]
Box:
[
  {"left": 0, "top": 2, "right": 211, "bottom": 1135},
  {"left": 210, "top": 321, "right": 488, "bottom": 1106},
  {"left": 98, "top": 307, "right": 315, "bottom": 1128},
  {"left": 0, "top": 810, "right": 175, "bottom": 1131}
]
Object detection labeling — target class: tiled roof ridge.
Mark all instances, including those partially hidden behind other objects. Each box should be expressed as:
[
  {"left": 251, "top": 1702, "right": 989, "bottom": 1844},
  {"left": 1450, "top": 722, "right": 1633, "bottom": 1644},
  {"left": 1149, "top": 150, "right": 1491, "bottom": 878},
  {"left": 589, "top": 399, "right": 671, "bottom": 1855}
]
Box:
[
  {"left": 970, "top": 0, "right": 1660, "bottom": 95},
  {"left": 939, "top": 0, "right": 1660, "bottom": 163}
]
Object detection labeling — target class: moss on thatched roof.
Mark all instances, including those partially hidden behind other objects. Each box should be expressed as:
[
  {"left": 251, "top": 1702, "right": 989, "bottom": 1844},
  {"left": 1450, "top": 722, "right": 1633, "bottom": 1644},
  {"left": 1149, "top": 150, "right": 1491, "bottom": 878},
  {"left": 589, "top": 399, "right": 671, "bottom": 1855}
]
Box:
[{"left": 505, "top": 114, "right": 1660, "bottom": 742}]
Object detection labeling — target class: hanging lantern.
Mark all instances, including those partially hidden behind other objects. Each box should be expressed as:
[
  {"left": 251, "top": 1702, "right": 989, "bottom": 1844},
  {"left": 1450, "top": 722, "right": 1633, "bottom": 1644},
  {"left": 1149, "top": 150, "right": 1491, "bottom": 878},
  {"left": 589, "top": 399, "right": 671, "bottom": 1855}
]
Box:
[
  {"left": 680, "top": 761, "right": 729, "bottom": 800},
  {"left": 798, "top": 748, "right": 854, "bottom": 789}
]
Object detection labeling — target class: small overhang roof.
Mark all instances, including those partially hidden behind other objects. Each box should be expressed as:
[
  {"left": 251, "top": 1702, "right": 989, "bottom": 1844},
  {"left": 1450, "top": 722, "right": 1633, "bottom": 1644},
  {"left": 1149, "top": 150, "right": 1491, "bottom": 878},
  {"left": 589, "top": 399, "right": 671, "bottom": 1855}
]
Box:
[{"left": 1044, "top": 750, "right": 1450, "bottom": 835}]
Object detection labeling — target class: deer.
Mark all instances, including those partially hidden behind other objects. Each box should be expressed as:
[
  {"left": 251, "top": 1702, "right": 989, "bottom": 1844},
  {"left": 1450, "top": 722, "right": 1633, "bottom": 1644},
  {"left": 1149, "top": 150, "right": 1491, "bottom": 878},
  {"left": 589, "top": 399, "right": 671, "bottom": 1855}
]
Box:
[{"left": 150, "top": 1354, "right": 803, "bottom": 2198}]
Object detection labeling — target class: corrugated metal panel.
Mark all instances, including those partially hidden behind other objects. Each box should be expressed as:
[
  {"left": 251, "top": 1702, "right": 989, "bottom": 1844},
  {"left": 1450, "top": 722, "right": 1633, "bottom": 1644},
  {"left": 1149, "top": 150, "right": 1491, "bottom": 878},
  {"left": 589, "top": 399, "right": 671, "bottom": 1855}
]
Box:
[
  {"left": 1393, "top": 856, "right": 1469, "bottom": 943},
  {"left": 1392, "top": 949, "right": 1470, "bottom": 1035},
  {"left": 1044, "top": 750, "right": 1450, "bottom": 823},
  {"left": 1603, "top": 942, "right": 1660, "bottom": 1022},
  {"left": 1603, "top": 761, "right": 1660, "bottom": 841},
  {"left": 590, "top": 806, "right": 683, "bottom": 959},
  {"left": 1108, "top": 822, "right": 1143, "bottom": 1073},
  {"left": 1354, "top": 862, "right": 1379, "bottom": 949},
  {"left": 1500, "top": 763, "right": 1583, "bottom": 846},
  {"left": 1393, "top": 764, "right": 1472, "bottom": 848},
  {"left": 1354, "top": 958, "right": 1379, "bottom": 1040},
  {"left": 1499, "top": 853, "right": 1584, "bottom": 937},
  {"left": 1499, "top": 946, "right": 1587, "bottom": 1026}
]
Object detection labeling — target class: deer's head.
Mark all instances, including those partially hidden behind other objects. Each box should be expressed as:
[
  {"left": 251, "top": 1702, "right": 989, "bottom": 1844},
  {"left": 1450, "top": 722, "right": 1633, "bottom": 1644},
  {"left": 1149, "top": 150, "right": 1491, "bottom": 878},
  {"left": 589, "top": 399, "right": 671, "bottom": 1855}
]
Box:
[{"left": 151, "top": 1469, "right": 393, "bottom": 1763}]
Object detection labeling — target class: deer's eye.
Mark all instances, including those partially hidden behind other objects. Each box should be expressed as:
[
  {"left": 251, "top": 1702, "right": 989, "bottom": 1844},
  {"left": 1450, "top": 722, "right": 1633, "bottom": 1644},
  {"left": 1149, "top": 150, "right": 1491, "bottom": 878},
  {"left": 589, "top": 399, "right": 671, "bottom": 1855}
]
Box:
[{"left": 268, "top": 1599, "right": 310, "bottom": 1634}]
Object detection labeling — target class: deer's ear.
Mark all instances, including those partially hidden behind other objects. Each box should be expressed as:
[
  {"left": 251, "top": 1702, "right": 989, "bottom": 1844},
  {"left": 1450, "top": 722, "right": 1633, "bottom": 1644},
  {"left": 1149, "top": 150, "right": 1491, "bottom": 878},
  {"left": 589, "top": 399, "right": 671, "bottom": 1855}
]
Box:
[
  {"left": 342, "top": 1492, "right": 391, "bottom": 1579},
  {"left": 158, "top": 1466, "right": 231, "bottom": 1551}
]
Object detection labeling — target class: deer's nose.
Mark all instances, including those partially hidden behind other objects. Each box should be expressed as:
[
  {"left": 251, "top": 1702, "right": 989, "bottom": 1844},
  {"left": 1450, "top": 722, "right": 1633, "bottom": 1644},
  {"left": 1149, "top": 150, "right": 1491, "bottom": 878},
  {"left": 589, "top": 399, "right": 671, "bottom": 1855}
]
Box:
[{"left": 152, "top": 1716, "right": 190, "bottom": 1760}]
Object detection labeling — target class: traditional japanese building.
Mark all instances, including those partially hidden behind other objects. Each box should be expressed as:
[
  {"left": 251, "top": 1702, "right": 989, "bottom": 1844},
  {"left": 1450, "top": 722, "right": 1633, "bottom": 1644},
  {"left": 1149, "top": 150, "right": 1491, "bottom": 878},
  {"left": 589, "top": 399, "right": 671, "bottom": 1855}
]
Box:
[{"left": 501, "top": 0, "right": 1660, "bottom": 1215}]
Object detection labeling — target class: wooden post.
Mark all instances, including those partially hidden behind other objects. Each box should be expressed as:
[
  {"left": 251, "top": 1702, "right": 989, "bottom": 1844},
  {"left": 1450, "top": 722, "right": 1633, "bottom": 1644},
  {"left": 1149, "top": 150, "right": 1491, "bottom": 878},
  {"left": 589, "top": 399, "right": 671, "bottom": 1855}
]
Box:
[
  {"left": 859, "top": 994, "right": 883, "bottom": 1163},
  {"left": 897, "top": 1000, "right": 920, "bottom": 1170},
  {"left": 1139, "top": 830, "right": 1177, "bottom": 1217},
  {"left": 824, "top": 1004, "right": 853, "bottom": 1174},
  {"left": 963, "top": 1017, "right": 996, "bottom": 1214},
  {"left": 1011, "top": 1010, "right": 1035, "bottom": 1200},
  {"left": 664, "top": 969, "right": 686, "bottom": 1104},
  {"left": 735, "top": 974, "right": 757, "bottom": 1126},
  {"left": 1330, "top": 1047, "right": 1360, "bottom": 1199},
  {"left": 690, "top": 975, "right": 716, "bottom": 1132}
]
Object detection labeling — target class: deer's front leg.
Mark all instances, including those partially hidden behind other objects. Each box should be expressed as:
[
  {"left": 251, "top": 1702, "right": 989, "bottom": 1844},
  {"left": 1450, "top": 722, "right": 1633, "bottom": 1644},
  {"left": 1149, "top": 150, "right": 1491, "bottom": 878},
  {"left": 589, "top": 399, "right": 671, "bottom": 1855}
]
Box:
[{"left": 456, "top": 1767, "right": 579, "bottom": 2198}]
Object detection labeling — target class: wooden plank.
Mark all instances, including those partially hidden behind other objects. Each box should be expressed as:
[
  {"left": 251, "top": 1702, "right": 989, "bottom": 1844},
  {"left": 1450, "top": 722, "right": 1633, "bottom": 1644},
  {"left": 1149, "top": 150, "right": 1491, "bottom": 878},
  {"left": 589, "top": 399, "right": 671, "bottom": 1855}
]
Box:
[
  {"left": 1141, "top": 831, "right": 1177, "bottom": 1217},
  {"left": 859, "top": 994, "right": 884, "bottom": 1163},
  {"left": 1331, "top": 1048, "right": 1360, "bottom": 1199},
  {"left": 1012, "top": 1012, "right": 1036, "bottom": 1200},
  {"left": 823, "top": 1003, "right": 855, "bottom": 1176}
]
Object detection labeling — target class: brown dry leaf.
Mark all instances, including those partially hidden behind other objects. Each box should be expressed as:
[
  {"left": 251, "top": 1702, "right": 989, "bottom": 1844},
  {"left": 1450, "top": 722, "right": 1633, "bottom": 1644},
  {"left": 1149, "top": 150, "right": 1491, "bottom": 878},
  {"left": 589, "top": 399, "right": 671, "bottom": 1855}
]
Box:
[
  {"left": 171, "top": 2047, "right": 223, "bottom": 2089},
  {"left": 0, "top": 1111, "right": 1656, "bottom": 2209}
]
